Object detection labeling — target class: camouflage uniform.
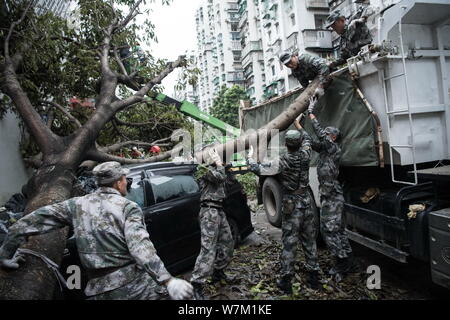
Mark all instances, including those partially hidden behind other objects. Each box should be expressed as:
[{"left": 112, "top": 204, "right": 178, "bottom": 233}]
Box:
[
  {"left": 0, "top": 164, "right": 172, "bottom": 300},
  {"left": 191, "top": 165, "right": 234, "bottom": 285},
  {"left": 325, "top": 9, "right": 373, "bottom": 67},
  {"left": 311, "top": 118, "right": 352, "bottom": 259},
  {"left": 254, "top": 130, "right": 320, "bottom": 277},
  {"left": 338, "top": 19, "right": 373, "bottom": 62},
  {"left": 291, "top": 53, "right": 330, "bottom": 89}
]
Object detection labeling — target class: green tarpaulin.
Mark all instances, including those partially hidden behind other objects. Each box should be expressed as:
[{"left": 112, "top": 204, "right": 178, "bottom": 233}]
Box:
[{"left": 242, "top": 73, "right": 379, "bottom": 167}]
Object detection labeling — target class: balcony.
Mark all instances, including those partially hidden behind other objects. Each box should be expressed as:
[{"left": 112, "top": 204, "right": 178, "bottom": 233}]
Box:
[
  {"left": 231, "top": 40, "right": 242, "bottom": 51},
  {"left": 302, "top": 29, "right": 333, "bottom": 50},
  {"left": 228, "top": 3, "right": 239, "bottom": 11},
  {"left": 306, "top": 0, "right": 329, "bottom": 9},
  {"left": 242, "top": 40, "right": 263, "bottom": 58},
  {"left": 238, "top": 0, "right": 247, "bottom": 14},
  {"left": 227, "top": 71, "right": 245, "bottom": 82},
  {"left": 238, "top": 10, "right": 248, "bottom": 28},
  {"left": 268, "top": 0, "right": 278, "bottom": 11}
]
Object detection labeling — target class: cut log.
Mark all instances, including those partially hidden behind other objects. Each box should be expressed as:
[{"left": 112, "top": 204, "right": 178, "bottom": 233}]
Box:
[{"left": 195, "top": 77, "right": 321, "bottom": 163}]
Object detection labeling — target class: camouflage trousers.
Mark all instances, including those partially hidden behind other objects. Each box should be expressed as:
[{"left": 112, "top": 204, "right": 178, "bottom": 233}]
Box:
[
  {"left": 281, "top": 194, "right": 320, "bottom": 278},
  {"left": 320, "top": 191, "right": 352, "bottom": 259},
  {"left": 88, "top": 269, "right": 169, "bottom": 300},
  {"left": 190, "top": 206, "right": 234, "bottom": 284}
]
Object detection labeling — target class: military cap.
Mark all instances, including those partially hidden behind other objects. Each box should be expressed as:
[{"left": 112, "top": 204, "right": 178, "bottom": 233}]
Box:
[
  {"left": 285, "top": 130, "right": 302, "bottom": 148},
  {"left": 93, "top": 161, "right": 130, "bottom": 184},
  {"left": 279, "top": 50, "right": 293, "bottom": 65},
  {"left": 325, "top": 126, "right": 341, "bottom": 138},
  {"left": 325, "top": 10, "right": 344, "bottom": 29}
]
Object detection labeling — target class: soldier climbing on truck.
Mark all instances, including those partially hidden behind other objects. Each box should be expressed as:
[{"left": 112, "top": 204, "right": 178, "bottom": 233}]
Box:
[
  {"left": 325, "top": 8, "right": 373, "bottom": 69},
  {"left": 279, "top": 51, "right": 329, "bottom": 98}
]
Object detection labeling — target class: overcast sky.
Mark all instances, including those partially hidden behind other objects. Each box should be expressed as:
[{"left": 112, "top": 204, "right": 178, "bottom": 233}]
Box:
[{"left": 145, "top": 0, "right": 204, "bottom": 95}]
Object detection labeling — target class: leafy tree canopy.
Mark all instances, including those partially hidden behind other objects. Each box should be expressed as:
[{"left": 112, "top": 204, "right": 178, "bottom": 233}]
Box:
[{"left": 209, "top": 85, "right": 249, "bottom": 128}]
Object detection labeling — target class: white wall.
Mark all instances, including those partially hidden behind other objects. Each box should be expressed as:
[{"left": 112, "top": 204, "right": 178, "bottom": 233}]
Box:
[{"left": 0, "top": 111, "right": 32, "bottom": 204}]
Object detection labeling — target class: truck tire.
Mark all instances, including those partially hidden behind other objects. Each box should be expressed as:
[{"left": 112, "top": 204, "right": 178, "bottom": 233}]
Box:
[{"left": 262, "top": 177, "right": 283, "bottom": 228}]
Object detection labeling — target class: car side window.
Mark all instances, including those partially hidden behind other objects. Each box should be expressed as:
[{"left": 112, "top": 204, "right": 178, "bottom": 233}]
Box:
[
  {"left": 125, "top": 179, "right": 145, "bottom": 208},
  {"left": 149, "top": 175, "right": 199, "bottom": 204}
]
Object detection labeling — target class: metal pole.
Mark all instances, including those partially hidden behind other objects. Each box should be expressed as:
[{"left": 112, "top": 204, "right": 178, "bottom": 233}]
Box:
[{"left": 398, "top": 7, "right": 418, "bottom": 185}]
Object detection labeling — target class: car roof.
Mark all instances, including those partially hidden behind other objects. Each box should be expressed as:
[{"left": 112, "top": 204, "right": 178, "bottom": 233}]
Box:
[
  {"left": 124, "top": 161, "right": 198, "bottom": 179},
  {"left": 124, "top": 161, "right": 198, "bottom": 172}
]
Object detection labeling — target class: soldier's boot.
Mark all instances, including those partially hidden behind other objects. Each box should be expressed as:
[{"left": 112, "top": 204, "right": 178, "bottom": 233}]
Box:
[
  {"left": 211, "top": 269, "right": 235, "bottom": 284},
  {"left": 192, "top": 282, "right": 205, "bottom": 300},
  {"left": 276, "top": 275, "right": 293, "bottom": 294},
  {"left": 306, "top": 271, "right": 320, "bottom": 290},
  {"left": 330, "top": 254, "right": 358, "bottom": 279}
]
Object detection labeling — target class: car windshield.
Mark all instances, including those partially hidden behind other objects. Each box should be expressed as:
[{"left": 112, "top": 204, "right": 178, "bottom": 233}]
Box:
[
  {"left": 125, "top": 179, "right": 145, "bottom": 207},
  {"left": 149, "top": 175, "right": 199, "bottom": 204}
]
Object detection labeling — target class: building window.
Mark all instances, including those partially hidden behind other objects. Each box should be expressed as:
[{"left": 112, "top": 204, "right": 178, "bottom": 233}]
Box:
[
  {"left": 315, "top": 15, "right": 327, "bottom": 29},
  {"left": 271, "top": 65, "right": 276, "bottom": 76}
]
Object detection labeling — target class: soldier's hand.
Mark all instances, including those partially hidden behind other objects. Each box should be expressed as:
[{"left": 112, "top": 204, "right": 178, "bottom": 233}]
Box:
[
  {"left": 314, "top": 87, "right": 325, "bottom": 98},
  {"left": 308, "top": 96, "right": 318, "bottom": 115},
  {"left": 249, "top": 162, "right": 260, "bottom": 174},
  {"left": 0, "top": 253, "right": 25, "bottom": 270},
  {"left": 294, "top": 113, "right": 304, "bottom": 130},
  {"left": 167, "top": 278, "right": 194, "bottom": 300}
]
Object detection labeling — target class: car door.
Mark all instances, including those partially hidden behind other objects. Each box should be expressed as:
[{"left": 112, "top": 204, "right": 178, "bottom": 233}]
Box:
[{"left": 143, "top": 174, "right": 201, "bottom": 272}]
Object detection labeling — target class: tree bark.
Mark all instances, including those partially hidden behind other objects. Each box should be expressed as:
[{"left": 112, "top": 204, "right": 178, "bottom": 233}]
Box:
[
  {"left": 0, "top": 163, "right": 74, "bottom": 299},
  {"left": 195, "top": 78, "right": 321, "bottom": 163}
]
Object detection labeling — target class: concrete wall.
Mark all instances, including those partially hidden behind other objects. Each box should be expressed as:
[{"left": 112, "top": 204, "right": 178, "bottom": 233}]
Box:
[{"left": 0, "top": 111, "right": 32, "bottom": 205}]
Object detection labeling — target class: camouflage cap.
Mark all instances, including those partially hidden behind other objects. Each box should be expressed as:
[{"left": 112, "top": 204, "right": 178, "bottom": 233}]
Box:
[
  {"left": 285, "top": 130, "right": 302, "bottom": 148},
  {"left": 279, "top": 51, "right": 293, "bottom": 65},
  {"left": 325, "top": 10, "right": 344, "bottom": 29},
  {"left": 93, "top": 161, "right": 130, "bottom": 185}
]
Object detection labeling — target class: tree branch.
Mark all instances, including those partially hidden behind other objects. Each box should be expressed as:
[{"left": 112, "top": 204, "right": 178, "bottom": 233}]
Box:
[
  {"left": 4, "top": 1, "right": 33, "bottom": 60},
  {"left": 87, "top": 145, "right": 182, "bottom": 165},
  {"left": 39, "top": 100, "right": 82, "bottom": 128},
  {"left": 113, "top": 46, "right": 128, "bottom": 76},
  {"left": 99, "top": 137, "right": 172, "bottom": 153},
  {"left": 113, "top": 115, "right": 157, "bottom": 128},
  {"left": 112, "top": 56, "right": 186, "bottom": 112},
  {"left": 114, "top": 0, "right": 144, "bottom": 32}
]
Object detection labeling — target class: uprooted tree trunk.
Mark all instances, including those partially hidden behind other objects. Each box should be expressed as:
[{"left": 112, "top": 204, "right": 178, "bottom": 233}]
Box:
[
  {"left": 0, "top": 1, "right": 184, "bottom": 300},
  {"left": 195, "top": 78, "right": 321, "bottom": 163}
]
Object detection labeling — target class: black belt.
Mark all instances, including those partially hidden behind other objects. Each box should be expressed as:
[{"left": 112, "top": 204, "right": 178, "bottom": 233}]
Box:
[
  {"left": 200, "top": 202, "right": 222, "bottom": 209},
  {"left": 87, "top": 262, "right": 134, "bottom": 280},
  {"left": 286, "top": 187, "right": 308, "bottom": 195}
]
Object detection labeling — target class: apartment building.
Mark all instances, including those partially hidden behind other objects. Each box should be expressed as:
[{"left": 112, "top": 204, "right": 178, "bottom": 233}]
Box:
[
  {"left": 194, "top": 0, "right": 333, "bottom": 108},
  {"left": 240, "top": 0, "right": 333, "bottom": 104},
  {"left": 35, "top": 0, "right": 73, "bottom": 19},
  {"left": 195, "top": 0, "right": 245, "bottom": 111},
  {"left": 174, "top": 52, "right": 201, "bottom": 106}
]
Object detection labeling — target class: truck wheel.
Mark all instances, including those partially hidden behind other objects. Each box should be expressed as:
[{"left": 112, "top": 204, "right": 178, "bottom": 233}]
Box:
[{"left": 262, "top": 177, "right": 282, "bottom": 228}]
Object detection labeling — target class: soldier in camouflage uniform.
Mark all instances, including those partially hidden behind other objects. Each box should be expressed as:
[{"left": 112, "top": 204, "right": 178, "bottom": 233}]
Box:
[
  {"left": 249, "top": 127, "right": 320, "bottom": 293},
  {"left": 307, "top": 97, "right": 354, "bottom": 281},
  {"left": 191, "top": 148, "right": 235, "bottom": 300},
  {"left": 325, "top": 9, "right": 373, "bottom": 68},
  {"left": 0, "top": 162, "right": 193, "bottom": 300},
  {"left": 279, "top": 51, "right": 330, "bottom": 98}
]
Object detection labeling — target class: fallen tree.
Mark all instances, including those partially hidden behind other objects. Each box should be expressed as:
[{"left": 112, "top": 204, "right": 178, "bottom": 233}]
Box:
[
  {"left": 0, "top": 0, "right": 189, "bottom": 299},
  {"left": 195, "top": 78, "right": 321, "bottom": 163}
]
